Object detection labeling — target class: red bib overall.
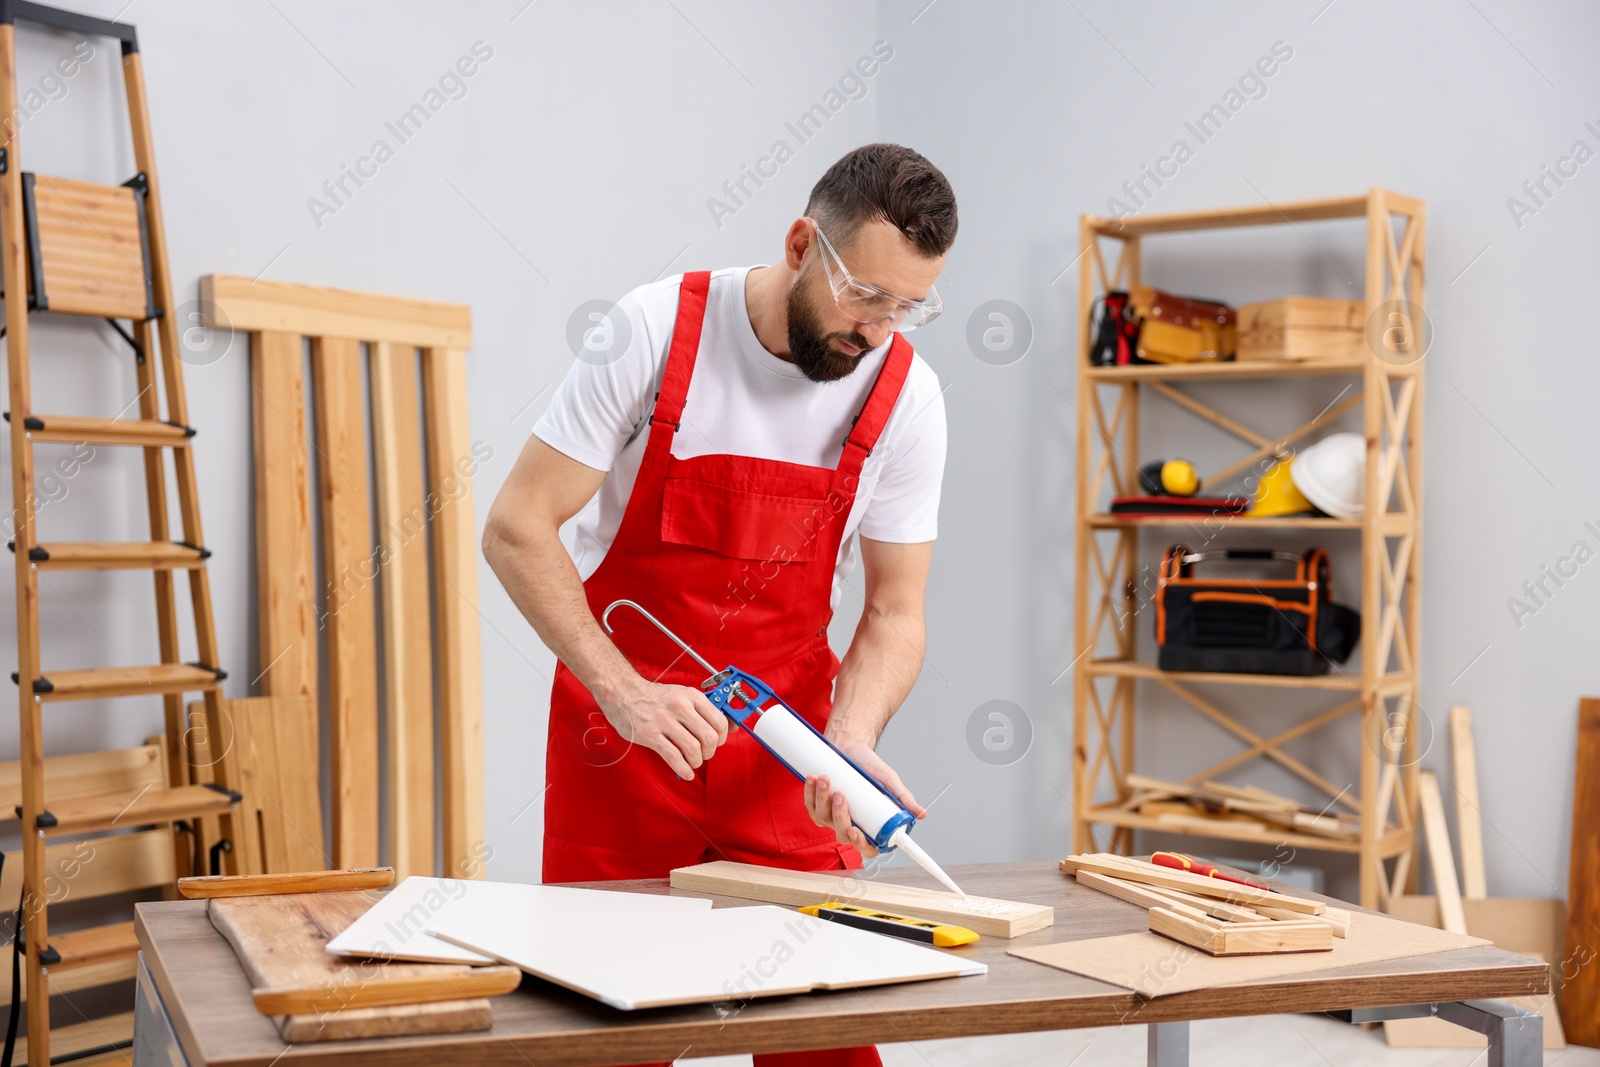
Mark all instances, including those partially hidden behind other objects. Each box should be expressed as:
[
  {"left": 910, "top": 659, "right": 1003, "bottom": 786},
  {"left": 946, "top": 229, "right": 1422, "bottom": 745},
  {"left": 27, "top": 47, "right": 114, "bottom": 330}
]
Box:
[{"left": 543, "top": 272, "right": 909, "bottom": 1067}]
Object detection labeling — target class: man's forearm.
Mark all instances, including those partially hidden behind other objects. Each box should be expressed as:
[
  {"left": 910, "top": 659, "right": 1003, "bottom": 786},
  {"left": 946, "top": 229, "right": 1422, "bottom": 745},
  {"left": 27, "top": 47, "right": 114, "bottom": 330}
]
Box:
[
  {"left": 482, "top": 525, "right": 640, "bottom": 704},
  {"left": 826, "top": 603, "right": 926, "bottom": 746}
]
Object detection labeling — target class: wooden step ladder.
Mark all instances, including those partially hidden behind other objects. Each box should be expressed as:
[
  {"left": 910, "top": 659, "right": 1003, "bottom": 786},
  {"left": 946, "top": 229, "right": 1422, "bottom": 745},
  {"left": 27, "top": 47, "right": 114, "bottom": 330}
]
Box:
[{"left": 0, "top": 5, "right": 242, "bottom": 1064}]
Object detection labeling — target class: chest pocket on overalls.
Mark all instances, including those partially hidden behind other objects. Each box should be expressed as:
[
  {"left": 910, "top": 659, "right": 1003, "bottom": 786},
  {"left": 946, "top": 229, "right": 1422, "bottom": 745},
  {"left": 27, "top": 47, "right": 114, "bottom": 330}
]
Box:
[{"left": 660, "top": 476, "right": 835, "bottom": 564}]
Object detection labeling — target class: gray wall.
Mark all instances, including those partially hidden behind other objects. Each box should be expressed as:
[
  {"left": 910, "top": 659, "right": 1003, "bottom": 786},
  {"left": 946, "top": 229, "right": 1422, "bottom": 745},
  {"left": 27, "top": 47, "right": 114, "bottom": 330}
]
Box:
[{"left": 0, "top": 1, "right": 1591, "bottom": 904}]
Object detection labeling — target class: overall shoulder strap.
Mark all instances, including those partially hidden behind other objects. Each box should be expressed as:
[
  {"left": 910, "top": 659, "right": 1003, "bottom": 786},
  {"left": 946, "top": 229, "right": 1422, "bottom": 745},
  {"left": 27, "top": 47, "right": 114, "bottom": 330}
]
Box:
[
  {"left": 837, "top": 333, "right": 915, "bottom": 481},
  {"left": 647, "top": 271, "right": 712, "bottom": 451}
]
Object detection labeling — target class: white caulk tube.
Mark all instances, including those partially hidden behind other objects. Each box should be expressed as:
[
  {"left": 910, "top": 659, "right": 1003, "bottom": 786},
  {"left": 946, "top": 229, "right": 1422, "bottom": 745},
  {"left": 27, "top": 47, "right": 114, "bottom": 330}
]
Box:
[{"left": 750, "top": 705, "right": 967, "bottom": 897}]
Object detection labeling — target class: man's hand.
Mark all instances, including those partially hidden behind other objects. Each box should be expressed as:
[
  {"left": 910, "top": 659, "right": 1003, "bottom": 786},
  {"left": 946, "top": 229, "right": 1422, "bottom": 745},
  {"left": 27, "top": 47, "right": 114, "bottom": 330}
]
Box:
[
  {"left": 803, "top": 738, "right": 927, "bottom": 856},
  {"left": 595, "top": 678, "right": 729, "bottom": 781}
]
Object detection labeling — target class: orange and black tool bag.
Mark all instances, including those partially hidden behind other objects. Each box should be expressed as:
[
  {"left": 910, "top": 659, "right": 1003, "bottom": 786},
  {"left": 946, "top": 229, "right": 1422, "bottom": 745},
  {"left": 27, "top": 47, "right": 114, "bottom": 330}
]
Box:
[{"left": 1155, "top": 545, "right": 1359, "bottom": 676}]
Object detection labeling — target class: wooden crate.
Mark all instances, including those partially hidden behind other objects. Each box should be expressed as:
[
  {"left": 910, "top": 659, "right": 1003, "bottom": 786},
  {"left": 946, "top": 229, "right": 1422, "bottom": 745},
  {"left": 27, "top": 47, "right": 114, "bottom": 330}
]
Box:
[{"left": 1237, "top": 297, "right": 1364, "bottom": 362}]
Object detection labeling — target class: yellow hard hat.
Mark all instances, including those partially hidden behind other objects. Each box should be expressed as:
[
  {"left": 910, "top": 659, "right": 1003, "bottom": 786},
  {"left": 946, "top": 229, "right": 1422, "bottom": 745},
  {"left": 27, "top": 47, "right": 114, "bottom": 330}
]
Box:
[{"left": 1249, "top": 458, "right": 1315, "bottom": 517}]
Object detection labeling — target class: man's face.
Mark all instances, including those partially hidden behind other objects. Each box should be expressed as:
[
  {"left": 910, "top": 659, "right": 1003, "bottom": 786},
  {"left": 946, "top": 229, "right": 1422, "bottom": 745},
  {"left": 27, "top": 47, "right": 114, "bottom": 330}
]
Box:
[{"left": 785, "top": 218, "right": 945, "bottom": 383}]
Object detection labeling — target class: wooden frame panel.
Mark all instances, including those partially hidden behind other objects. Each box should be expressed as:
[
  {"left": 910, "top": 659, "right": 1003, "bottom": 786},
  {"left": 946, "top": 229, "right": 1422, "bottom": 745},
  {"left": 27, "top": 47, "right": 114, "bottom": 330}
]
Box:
[
  {"left": 202, "top": 275, "right": 471, "bottom": 349},
  {"left": 235, "top": 280, "right": 482, "bottom": 882}
]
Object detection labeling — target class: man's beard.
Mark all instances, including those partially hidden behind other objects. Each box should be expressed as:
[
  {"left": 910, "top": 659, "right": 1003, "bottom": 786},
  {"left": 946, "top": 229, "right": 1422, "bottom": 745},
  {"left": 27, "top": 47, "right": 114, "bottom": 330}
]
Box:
[{"left": 786, "top": 279, "right": 874, "bottom": 383}]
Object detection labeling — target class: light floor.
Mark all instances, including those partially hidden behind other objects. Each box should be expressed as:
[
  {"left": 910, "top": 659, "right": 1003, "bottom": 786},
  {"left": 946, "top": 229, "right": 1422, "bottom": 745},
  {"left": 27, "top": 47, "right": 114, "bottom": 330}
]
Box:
[{"left": 684, "top": 1012, "right": 1597, "bottom": 1065}]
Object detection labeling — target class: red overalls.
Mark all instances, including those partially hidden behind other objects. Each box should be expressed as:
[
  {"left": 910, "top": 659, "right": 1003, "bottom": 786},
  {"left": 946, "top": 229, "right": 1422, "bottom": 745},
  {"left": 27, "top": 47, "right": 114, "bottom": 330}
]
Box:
[{"left": 543, "top": 272, "right": 911, "bottom": 1067}]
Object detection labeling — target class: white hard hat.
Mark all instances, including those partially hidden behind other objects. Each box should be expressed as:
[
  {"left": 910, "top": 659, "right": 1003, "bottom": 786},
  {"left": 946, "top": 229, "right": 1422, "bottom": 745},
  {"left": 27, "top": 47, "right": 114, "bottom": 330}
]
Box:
[{"left": 1290, "top": 432, "right": 1366, "bottom": 519}]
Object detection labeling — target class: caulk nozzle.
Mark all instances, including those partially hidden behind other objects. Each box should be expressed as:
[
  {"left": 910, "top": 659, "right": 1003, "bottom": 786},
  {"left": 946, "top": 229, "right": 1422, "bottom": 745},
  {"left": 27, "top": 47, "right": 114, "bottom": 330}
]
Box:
[{"left": 889, "top": 827, "right": 967, "bottom": 898}]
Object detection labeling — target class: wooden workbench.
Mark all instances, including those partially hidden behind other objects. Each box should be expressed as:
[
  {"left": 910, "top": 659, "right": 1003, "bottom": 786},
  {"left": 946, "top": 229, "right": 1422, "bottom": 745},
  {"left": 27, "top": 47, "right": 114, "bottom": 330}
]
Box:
[{"left": 131, "top": 862, "right": 1550, "bottom": 1067}]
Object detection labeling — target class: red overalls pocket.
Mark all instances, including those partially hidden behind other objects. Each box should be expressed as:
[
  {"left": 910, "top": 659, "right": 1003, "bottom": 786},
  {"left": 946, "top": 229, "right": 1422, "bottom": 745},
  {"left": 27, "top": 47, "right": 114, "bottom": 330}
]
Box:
[{"left": 660, "top": 475, "right": 831, "bottom": 563}]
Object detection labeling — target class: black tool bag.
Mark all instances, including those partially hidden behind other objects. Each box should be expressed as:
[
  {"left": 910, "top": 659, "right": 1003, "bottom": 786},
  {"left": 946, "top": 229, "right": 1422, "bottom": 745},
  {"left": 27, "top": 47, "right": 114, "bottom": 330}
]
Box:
[{"left": 1155, "top": 545, "right": 1359, "bottom": 676}]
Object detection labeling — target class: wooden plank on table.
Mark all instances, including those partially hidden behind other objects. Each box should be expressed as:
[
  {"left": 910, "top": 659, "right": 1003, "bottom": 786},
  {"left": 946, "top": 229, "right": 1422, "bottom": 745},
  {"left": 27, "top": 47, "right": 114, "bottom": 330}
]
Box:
[
  {"left": 180, "top": 867, "right": 393, "bottom": 899},
  {"left": 254, "top": 966, "right": 521, "bottom": 1015},
  {"left": 1564, "top": 696, "right": 1600, "bottom": 1047},
  {"left": 203, "top": 275, "right": 472, "bottom": 350},
  {"left": 311, "top": 337, "right": 380, "bottom": 871},
  {"left": 1150, "top": 907, "right": 1333, "bottom": 956},
  {"left": 1449, "top": 705, "right": 1487, "bottom": 899},
  {"left": 1074, "top": 870, "right": 1270, "bottom": 924},
  {"left": 1417, "top": 771, "right": 1467, "bottom": 935},
  {"left": 1059, "top": 854, "right": 1324, "bottom": 914},
  {"left": 207, "top": 891, "right": 494, "bottom": 1041},
  {"left": 422, "top": 347, "right": 485, "bottom": 879},
  {"left": 370, "top": 342, "right": 435, "bottom": 880},
  {"left": 670, "top": 860, "right": 1053, "bottom": 938},
  {"left": 252, "top": 330, "right": 317, "bottom": 704}
]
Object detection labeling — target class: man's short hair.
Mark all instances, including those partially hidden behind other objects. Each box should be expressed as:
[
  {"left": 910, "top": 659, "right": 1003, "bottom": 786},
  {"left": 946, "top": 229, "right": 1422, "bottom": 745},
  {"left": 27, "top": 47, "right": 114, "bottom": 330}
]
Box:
[{"left": 805, "top": 143, "right": 957, "bottom": 258}]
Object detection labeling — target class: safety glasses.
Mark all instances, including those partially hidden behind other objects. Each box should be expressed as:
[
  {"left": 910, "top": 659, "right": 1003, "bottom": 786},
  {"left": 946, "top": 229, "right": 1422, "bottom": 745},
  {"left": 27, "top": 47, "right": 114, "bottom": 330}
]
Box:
[{"left": 804, "top": 217, "right": 942, "bottom": 332}]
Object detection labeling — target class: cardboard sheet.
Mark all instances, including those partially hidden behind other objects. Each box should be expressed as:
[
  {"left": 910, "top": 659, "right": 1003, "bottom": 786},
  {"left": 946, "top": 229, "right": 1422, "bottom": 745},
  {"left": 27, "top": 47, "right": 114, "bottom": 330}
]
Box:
[
  {"left": 431, "top": 902, "right": 987, "bottom": 1010},
  {"left": 1009, "top": 909, "right": 1487, "bottom": 997},
  {"left": 326, "top": 877, "right": 712, "bottom": 965}
]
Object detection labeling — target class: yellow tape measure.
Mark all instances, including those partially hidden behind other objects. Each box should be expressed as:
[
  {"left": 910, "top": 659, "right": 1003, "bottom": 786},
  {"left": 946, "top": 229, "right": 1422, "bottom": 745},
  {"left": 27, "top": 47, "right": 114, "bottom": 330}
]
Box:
[{"left": 798, "top": 902, "right": 979, "bottom": 947}]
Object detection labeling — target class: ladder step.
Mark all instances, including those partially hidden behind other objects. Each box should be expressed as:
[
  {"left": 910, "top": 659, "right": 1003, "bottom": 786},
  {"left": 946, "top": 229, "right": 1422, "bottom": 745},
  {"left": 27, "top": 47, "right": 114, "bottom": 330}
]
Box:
[
  {"left": 10, "top": 540, "right": 210, "bottom": 571},
  {"left": 17, "top": 662, "right": 225, "bottom": 702},
  {"left": 48, "top": 920, "right": 138, "bottom": 972},
  {"left": 4, "top": 412, "right": 193, "bottom": 446},
  {"left": 23, "top": 783, "right": 236, "bottom": 836},
  {"left": 10, "top": 1009, "right": 133, "bottom": 1064}
]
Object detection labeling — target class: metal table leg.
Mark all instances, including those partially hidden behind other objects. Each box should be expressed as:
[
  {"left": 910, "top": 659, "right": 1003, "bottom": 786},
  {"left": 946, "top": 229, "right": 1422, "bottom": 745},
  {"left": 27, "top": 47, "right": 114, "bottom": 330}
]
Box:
[
  {"left": 134, "top": 953, "right": 188, "bottom": 1067},
  {"left": 1330, "top": 999, "right": 1543, "bottom": 1067},
  {"left": 1148, "top": 1020, "right": 1189, "bottom": 1067}
]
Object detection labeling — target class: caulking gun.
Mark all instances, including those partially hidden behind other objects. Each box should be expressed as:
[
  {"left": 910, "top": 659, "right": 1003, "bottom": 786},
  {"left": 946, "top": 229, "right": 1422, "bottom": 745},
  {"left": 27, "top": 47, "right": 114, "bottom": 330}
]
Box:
[{"left": 602, "top": 599, "right": 966, "bottom": 898}]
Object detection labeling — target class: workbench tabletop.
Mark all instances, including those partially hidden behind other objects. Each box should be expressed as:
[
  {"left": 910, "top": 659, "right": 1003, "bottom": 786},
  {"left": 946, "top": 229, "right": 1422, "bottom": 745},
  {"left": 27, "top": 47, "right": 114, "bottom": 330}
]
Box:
[{"left": 134, "top": 861, "right": 1547, "bottom": 1067}]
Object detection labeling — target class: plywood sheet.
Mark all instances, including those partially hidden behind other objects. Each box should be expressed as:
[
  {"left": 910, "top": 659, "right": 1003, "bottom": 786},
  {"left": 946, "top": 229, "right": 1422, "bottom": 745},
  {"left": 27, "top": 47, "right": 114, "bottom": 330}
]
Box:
[
  {"left": 671, "top": 860, "right": 1053, "bottom": 938},
  {"left": 432, "top": 902, "right": 985, "bottom": 1010},
  {"left": 1009, "top": 910, "right": 1487, "bottom": 998},
  {"left": 326, "top": 877, "right": 712, "bottom": 966}
]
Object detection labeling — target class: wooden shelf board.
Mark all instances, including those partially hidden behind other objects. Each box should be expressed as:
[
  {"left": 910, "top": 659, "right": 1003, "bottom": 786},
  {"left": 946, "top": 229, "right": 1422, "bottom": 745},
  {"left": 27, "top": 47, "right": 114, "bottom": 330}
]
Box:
[
  {"left": 1085, "top": 359, "right": 1365, "bottom": 382},
  {"left": 41, "top": 784, "right": 234, "bottom": 836},
  {"left": 50, "top": 920, "right": 138, "bottom": 971},
  {"left": 1087, "top": 192, "right": 1372, "bottom": 236},
  {"left": 1084, "top": 807, "right": 1414, "bottom": 857},
  {"left": 1086, "top": 513, "right": 1361, "bottom": 530},
  {"left": 1083, "top": 659, "right": 1378, "bottom": 691}
]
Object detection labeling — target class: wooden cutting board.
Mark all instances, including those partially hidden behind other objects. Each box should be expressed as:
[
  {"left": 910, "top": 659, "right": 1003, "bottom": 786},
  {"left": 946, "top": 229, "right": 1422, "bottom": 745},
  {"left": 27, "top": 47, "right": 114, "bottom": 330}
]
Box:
[{"left": 208, "top": 890, "right": 495, "bottom": 1042}]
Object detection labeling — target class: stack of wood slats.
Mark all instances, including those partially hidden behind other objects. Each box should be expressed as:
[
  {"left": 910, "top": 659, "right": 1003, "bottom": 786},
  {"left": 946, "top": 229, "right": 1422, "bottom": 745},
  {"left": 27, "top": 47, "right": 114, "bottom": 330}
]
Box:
[
  {"left": 1061, "top": 854, "right": 1350, "bottom": 956},
  {"left": 1116, "top": 774, "right": 1362, "bottom": 841}
]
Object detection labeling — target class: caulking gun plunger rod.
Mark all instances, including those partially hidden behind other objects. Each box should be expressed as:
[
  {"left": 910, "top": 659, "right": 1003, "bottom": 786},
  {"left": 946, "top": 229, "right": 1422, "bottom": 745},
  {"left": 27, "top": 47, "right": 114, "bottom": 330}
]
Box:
[{"left": 601, "top": 599, "right": 968, "bottom": 898}]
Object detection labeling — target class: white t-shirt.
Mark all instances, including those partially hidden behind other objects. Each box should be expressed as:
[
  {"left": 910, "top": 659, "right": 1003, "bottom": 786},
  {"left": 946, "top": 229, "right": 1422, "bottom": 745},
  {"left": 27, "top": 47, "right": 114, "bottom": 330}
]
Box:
[{"left": 533, "top": 266, "right": 947, "bottom": 606}]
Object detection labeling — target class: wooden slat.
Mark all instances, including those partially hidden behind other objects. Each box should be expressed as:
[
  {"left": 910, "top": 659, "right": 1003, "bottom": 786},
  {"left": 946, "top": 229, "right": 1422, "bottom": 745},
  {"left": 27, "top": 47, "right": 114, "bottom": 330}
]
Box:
[
  {"left": 1449, "top": 705, "right": 1487, "bottom": 899},
  {"left": 254, "top": 966, "right": 520, "bottom": 1016},
  {"left": 202, "top": 275, "right": 472, "bottom": 349},
  {"left": 422, "top": 347, "right": 485, "bottom": 878},
  {"left": 33, "top": 663, "right": 220, "bottom": 702},
  {"left": 23, "top": 415, "right": 191, "bottom": 447},
  {"left": 251, "top": 330, "right": 316, "bottom": 701},
  {"left": 1563, "top": 696, "right": 1600, "bottom": 1046},
  {"left": 42, "top": 785, "right": 233, "bottom": 837},
  {"left": 1417, "top": 771, "right": 1467, "bottom": 934},
  {"left": 0, "top": 829, "right": 175, "bottom": 905},
  {"left": 370, "top": 342, "right": 435, "bottom": 879},
  {"left": 179, "top": 867, "right": 391, "bottom": 898},
  {"left": 311, "top": 337, "right": 380, "bottom": 870},
  {"left": 50, "top": 920, "right": 138, "bottom": 971},
  {"left": 31, "top": 174, "right": 148, "bottom": 320},
  {"left": 671, "top": 860, "right": 1054, "bottom": 938},
  {"left": 1089, "top": 192, "right": 1370, "bottom": 236},
  {"left": 1059, "top": 854, "right": 1323, "bottom": 914},
  {"left": 27, "top": 541, "right": 207, "bottom": 571},
  {"left": 0, "top": 746, "right": 163, "bottom": 816}
]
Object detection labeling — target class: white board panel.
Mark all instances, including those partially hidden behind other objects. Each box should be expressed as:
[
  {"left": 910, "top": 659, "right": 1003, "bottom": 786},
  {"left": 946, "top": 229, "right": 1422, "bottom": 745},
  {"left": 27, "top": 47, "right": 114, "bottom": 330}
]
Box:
[
  {"left": 430, "top": 902, "right": 986, "bottom": 1010},
  {"left": 326, "top": 877, "right": 712, "bottom": 965}
]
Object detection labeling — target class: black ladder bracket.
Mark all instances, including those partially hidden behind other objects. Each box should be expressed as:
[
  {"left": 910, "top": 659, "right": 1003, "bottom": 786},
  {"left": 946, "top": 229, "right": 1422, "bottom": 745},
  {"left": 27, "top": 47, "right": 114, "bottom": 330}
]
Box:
[
  {"left": 165, "top": 419, "right": 196, "bottom": 438},
  {"left": 12, "top": 806, "right": 57, "bottom": 829},
  {"left": 188, "top": 661, "right": 227, "bottom": 682},
  {"left": 176, "top": 540, "right": 212, "bottom": 560},
  {"left": 2, "top": 543, "right": 48, "bottom": 561},
  {"left": 9, "top": 672, "right": 52, "bottom": 694},
  {"left": 201, "top": 782, "right": 243, "bottom": 803},
  {"left": 208, "top": 839, "right": 232, "bottom": 877}
]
